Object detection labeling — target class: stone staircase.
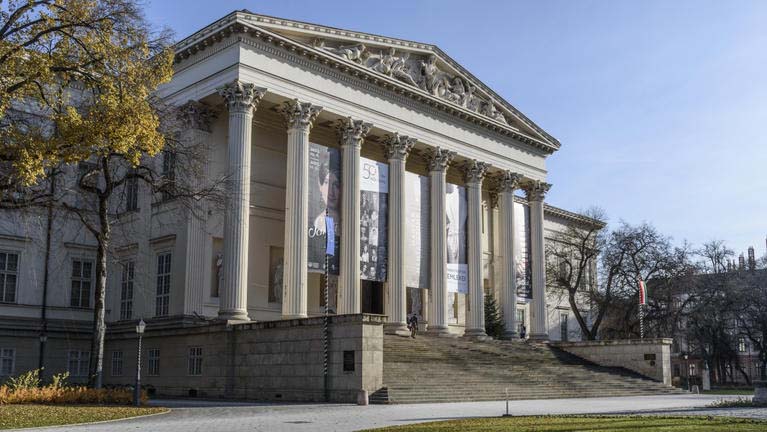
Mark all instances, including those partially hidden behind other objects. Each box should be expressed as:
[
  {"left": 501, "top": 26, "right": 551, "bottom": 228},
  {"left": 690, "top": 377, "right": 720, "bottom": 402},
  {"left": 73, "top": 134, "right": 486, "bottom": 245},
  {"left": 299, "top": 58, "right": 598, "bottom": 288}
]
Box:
[{"left": 371, "top": 334, "right": 681, "bottom": 404}]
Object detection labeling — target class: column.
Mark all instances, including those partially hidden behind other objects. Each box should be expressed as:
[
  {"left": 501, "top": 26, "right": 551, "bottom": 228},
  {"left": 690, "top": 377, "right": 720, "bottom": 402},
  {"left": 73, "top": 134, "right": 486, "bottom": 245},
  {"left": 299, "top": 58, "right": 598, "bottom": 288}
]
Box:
[
  {"left": 179, "top": 100, "right": 218, "bottom": 316},
  {"left": 463, "top": 160, "right": 489, "bottom": 338},
  {"left": 384, "top": 133, "right": 416, "bottom": 334},
  {"left": 426, "top": 147, "right": 454, "bottom": 335},
  {"left": 337, "top": 117, "right": 371, "bottom": 314},
  {"left": 281, "top": 99, "right": 322, "bottom": 319},
  {"left": 216, "top": 81, "right": 266, "bottom": 321},
  {"left": 526, "top": 180, "right": 552, "bottom": 340},
  {"left": 497, "top": 171, "right": 522, "bottom": 339}
]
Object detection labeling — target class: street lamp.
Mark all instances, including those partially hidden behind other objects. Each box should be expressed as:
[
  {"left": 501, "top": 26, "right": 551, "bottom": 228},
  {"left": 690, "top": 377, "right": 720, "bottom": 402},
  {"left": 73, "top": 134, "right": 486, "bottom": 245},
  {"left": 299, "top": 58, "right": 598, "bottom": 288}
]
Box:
[
  {"left": 134, "top": 319, "right": 145, "bottom": 407},
  {"left": 682, "top": 353, "right": 689, "bottom": 391},
  {"left": 38, "top": 332, "right": 47, "bottom": 385}
]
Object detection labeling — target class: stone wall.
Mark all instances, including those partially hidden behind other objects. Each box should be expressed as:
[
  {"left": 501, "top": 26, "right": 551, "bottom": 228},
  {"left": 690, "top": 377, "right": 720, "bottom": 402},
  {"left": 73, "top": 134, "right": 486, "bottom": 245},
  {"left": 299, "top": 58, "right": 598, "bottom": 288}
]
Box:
[
  {"left": 553, "top": 338, "right": 672, "bottom": 385},
  {"left": 103, "top": 314, "right": 384, "bottom": 403}
]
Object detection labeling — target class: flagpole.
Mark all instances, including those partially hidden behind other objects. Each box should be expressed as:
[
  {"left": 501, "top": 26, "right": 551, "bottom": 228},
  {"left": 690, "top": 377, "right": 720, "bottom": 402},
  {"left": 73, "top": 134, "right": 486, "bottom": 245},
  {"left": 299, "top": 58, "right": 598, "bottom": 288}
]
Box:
[{"left": 638, "top": 278, "right": 645, "bottom": 340}]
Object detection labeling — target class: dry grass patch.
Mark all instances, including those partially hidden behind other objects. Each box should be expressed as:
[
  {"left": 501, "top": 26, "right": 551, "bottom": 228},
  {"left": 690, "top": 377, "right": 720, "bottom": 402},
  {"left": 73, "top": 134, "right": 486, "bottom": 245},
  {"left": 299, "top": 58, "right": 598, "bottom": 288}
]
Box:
[{"left": 0, "top": 404, "right": 167, "bottom": 429}]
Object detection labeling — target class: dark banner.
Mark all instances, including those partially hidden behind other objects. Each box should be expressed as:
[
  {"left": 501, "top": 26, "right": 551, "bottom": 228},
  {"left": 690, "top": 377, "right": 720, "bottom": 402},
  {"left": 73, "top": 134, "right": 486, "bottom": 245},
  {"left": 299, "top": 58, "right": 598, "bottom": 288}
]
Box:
[
  {"left": 308, "top": 143, "right": 341, "bottom": 274},
  {"left": 360, "top": 157, "right": 388, "bottom": 281}
]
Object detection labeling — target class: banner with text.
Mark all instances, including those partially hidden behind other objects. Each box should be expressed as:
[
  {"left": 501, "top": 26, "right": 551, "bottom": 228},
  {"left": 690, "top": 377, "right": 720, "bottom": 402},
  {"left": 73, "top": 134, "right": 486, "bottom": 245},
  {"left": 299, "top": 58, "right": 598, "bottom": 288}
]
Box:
[
  {"left": 405, "top": 172, "right": 430, "bottom": 289},
  {"left": 445, "top": 183, "right": 468, "bottom": 293},
  {"left": 307, "top": 143, "right": 342, "bottom": 274},
  {"left": 360, "top": 157, "right": 388, "bottom": 282}
]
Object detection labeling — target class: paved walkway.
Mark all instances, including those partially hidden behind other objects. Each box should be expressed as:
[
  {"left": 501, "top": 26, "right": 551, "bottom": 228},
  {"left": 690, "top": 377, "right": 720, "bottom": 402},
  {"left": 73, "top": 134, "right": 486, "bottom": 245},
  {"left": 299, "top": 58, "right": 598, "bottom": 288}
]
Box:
[{"left": 13, "top": 394, "right": 767, "bottom": 432}]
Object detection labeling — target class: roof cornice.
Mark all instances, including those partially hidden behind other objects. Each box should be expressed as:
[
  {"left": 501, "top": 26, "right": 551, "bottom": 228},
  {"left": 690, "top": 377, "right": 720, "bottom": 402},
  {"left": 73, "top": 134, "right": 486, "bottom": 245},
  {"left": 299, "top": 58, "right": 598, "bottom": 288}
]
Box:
[{"left": 173, "top": 11, "right": 560, "bottom": 155}]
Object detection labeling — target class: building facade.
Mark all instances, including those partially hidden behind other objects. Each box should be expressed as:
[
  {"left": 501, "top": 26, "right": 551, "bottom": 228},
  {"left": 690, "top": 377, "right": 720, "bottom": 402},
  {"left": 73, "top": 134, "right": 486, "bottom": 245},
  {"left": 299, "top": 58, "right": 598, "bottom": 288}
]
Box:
[{"left": 0, "top": 11, "right": 602, "bottom": 390}]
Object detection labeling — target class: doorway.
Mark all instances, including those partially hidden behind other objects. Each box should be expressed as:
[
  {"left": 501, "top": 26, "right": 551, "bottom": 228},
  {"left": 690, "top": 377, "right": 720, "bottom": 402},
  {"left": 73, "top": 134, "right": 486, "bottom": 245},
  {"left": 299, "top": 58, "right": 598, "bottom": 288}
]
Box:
[{"left": 361, "top": 280, "right": 384, "bottom": 314}]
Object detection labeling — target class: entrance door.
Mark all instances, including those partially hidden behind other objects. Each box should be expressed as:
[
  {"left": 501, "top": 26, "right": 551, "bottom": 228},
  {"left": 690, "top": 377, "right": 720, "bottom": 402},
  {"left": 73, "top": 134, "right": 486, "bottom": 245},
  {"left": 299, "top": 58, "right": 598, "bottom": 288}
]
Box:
[{"left": 361, "top": 280, "right": 384, "bottom": 314}]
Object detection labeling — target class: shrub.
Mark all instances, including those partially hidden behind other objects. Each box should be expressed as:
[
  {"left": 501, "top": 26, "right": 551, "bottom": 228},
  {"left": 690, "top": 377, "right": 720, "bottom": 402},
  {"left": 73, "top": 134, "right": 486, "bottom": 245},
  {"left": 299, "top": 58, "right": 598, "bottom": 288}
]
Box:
[{"left": 0, "top": 369, "right": 146, "bottom": 405}]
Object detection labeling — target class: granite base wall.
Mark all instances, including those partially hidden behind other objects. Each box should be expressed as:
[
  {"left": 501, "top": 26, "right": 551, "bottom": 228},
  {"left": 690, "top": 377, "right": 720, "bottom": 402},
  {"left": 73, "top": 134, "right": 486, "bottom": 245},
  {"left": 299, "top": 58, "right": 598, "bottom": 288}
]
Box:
[
  {"left": 553, "top": 338, "right": 672, "bottom": 385},
  {"left": 103, "top": 314, "right": 385, "bottom": 403}
]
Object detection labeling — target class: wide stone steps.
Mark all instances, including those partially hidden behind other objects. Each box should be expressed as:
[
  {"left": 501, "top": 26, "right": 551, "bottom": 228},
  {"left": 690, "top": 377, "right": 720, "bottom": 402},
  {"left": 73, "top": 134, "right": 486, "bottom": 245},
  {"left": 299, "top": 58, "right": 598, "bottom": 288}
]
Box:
[{"left": 375, "top": 334, "right": 681, "bottom": 404}]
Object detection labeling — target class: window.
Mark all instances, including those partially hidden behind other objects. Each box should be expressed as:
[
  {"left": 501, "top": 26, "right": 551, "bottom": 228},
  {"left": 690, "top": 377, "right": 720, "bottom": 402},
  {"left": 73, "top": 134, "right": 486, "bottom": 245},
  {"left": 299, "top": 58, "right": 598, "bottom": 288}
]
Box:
[
  {"left": 689, "top": 363, "right": 698, "bottom": 377},
  {"left": 67, "top": 350, "right": 90, "bottom": 377},
  {"left": 70, "top": 259, "right": 93, "bottom": 308},
  {"left": 516, "top": 308, "right": 526, "bottom": 336},
  {"left": 0, "top": 348, "right": 15, "bottom": 375},
  {"left": 148, "top": 349, "right": 160, "bottom": 376},
  {"left": 161, "top": 151, "right": 176, "bottom": 200},
  {"left": 738, "top": 337, "right": 747, "bottom": 353},
  {"left": 0, "top": 252, "right": 19, "bottom": 303},
  {"left": 188, "top": 347, "right": 202, "bottom": 376},
  {"left": 120, "top": 261, "right": 135, "bottom": 320},
  {"left": 560, "top": 312, "right": 569, "bottom": 341},
  {"left": 155, "top": 253, "right": 171, "bottom": 317},
  {"left": 111, "top": 351, "right": 123, "bottom": 376},
  {"left": 124, "top": 175, "right": 138, "bottom": 212}
]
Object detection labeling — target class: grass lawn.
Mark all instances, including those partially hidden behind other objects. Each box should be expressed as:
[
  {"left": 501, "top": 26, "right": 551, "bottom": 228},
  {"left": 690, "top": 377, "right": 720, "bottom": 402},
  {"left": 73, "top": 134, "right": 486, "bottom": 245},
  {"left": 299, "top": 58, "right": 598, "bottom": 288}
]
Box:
[
  {"left": 0, "top": 404, "right": 168, "bottom": 430},
  {"left": 363, "top": 416, "right": 767, "bottom": 432},
  {"left": 704, "top": 389, "right": 755, "bottom": 395}
]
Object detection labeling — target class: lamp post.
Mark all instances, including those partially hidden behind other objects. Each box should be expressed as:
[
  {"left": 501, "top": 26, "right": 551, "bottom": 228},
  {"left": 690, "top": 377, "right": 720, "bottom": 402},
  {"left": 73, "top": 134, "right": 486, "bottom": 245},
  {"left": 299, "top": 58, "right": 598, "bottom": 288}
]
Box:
[
  {"left": 134, "top": 319, "right": 145, "bottom": 407},
  {"left": 37, "top": 332, "right": 47, "bottom": 385},
  {"left": 682, "top": 353, "right": 689, "bottom": 391}
]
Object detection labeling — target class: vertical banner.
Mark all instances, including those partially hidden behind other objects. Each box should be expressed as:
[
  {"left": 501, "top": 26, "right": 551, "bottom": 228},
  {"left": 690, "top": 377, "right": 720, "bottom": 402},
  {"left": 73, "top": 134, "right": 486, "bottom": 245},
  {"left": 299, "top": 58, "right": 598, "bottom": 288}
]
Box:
[
  {"left": 308, "top": 143, "right": 342, "bottom": 274},
  {"left": 513, "top": 201, "right": 532, "bottom": 299},
  {"left": 405, "top": 172, "right": 430, "bottom": 289},
  {"left": 359, "top": 157, "right": 388, "bottom": 281},
  {"left": 445, "top": 183, "right": 468, "bottom": 293}
]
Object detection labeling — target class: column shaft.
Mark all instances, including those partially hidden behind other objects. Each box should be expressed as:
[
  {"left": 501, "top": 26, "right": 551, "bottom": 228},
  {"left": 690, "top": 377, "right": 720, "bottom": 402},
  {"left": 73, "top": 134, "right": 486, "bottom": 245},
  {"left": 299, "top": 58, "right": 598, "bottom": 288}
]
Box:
[
  {"left": 527, "top": 181, "right": 551, "bottom": 340},
  {"left": 426, "top": 148, "right": 454, "bottom": 335},
  {"left": 498, "top": 172, "right": 521, "bottom": 339},
  {"left": 217, "top": 82, "right": 265, "bottom": 321},
  {"left": 281, "top": 100, "right": 322, "bottom": 319},
  {"left": 464, "top": 160, "right": 488, "bottom": 338}
]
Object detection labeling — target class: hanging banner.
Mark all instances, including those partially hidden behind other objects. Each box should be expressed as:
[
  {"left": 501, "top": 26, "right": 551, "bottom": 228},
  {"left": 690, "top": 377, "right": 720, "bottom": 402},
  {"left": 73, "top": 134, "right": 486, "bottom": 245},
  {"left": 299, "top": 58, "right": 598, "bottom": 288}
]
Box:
[
  {"left": 405, "top": 172, "right": 430, "bottom": 289},
  {"left": 514, "top": 201, "right": 532, "bottom": 299},
  {"left": 359, "top": 157, "right": 388, "bottom": 281},
  {"left": 445, "top": 183, "right": 468, "bottom": 293},
  {"left": 307, "top": 143, "right": 341, "bottom": 274}
]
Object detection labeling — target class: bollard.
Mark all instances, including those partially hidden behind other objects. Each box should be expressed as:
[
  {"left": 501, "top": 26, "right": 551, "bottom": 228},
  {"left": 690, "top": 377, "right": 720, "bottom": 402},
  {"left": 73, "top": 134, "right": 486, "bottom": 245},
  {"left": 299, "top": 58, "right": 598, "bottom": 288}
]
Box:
[{"left": 357, "top": 389, "right": 369, "bottom": 406}]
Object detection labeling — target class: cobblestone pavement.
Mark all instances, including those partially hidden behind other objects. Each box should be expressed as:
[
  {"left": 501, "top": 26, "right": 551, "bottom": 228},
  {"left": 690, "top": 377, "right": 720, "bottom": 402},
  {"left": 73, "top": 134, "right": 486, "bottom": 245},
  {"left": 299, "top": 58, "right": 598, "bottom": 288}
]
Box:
[{"left": 10, "top": 394, "right": 766, "bottom": 432}]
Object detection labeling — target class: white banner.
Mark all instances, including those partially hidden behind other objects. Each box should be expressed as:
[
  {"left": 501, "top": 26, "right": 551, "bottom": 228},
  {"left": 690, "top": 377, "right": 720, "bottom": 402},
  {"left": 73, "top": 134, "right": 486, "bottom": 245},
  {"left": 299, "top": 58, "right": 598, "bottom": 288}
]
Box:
[
  {"left": 514, "top": 201, "right": 532, "bottom": 299},
  {"left": 445, "top": 183, "right": 468, "bottom": 293},
  {"left": 360, "top": 157, "right": 388, "bottom": 281},
  {"left": 405, "top": 172, "right": 430, "bottom": 289}
]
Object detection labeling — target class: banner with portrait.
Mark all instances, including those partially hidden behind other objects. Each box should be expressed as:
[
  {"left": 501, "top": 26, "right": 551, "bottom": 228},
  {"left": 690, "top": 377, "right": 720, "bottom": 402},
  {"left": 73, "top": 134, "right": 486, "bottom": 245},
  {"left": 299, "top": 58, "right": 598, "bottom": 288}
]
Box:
[
  {"left": 404, "top": 172, "right": 430, "bottom": 289},
  {"left": 308, "top": 143, "right": 342, "bottom": 274},
  {"left": 359, "top": 157, "right": 388, "bottom": 281},
  {"left": 445, "top": 183, "right": 468, "bottom": 293},
  {"left": 514, "top": 201, "right": 532, "bottom": 299}
]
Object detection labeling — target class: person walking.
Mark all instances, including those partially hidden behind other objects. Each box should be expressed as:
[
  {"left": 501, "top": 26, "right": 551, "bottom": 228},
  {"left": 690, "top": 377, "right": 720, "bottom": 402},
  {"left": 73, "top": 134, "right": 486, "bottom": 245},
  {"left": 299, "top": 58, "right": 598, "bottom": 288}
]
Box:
[
  {"left": 408, "top": 314, "right": 418, "bottom": 339},
  {"left": 520, "top": 324, "right": 527, "bottom": 340}
]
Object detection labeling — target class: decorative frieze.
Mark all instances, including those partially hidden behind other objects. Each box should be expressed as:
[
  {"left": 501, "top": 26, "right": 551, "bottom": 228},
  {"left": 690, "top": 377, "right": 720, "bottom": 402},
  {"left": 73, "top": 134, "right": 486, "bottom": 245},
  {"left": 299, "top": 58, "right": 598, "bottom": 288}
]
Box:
[
  {"left": 218, "top": 80, "right": 266, "bottom": 113},
  {"left": 383, "top": 133, "right": 416, "bottom": 161},
  {"left": 426, "top": 147, "right": 455, "bottom": 172},
  {"left": 281, "top": 99, "right": 322, "bottom": 131}
]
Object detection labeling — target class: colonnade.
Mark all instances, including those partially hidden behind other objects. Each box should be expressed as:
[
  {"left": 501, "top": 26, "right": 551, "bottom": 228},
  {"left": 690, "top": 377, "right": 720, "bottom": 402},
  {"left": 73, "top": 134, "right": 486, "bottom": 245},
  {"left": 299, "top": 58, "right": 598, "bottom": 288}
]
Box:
[{"left": 215, "top": 79, "right": 551, "bottom": 340}]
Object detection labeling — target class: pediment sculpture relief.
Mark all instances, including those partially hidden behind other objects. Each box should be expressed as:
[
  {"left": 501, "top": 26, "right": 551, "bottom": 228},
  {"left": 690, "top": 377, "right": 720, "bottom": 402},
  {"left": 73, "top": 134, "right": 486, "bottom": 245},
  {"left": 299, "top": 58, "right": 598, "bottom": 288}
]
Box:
[{"left": 313, "top": 39, "right": 510, "bottom": 125}]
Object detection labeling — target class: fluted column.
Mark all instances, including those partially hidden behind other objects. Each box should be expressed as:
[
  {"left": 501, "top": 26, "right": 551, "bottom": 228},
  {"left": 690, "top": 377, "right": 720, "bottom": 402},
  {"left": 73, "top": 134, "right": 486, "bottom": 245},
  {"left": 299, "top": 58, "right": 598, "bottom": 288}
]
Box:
[
  {"left": 217, "top": 81, "right": 266, "bottom": 321},
  {"left": 384, "top": 133, "right": 416, "bottom": 334},
  {"left": 497, "top": 171, "right": 522, "bottom": 339},
  {"left": 526, "top": 180, "right": 551, "bottom": 340},
  {"left": 463, "top": 160, "right": 489, "bottom": 338},
  {"left": 337, "top": 117, "right": 371, "bottom": 315},
  {"left": 281, "top": 99, "right": 322, "bottom": 319},
  {"left": 426, "top": 147, "right": 454, "bottom": 335}
]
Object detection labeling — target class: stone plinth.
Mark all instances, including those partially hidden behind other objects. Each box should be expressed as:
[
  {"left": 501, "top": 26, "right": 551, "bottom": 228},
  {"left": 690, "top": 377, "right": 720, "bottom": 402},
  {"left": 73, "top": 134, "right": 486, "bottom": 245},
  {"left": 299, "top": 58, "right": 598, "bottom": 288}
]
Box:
[
  {"left": 754, "top": 380, "right": 767, "bottom": 404},
  {"left": 553, "top": 338, "right": 673, "bottom": 385}
]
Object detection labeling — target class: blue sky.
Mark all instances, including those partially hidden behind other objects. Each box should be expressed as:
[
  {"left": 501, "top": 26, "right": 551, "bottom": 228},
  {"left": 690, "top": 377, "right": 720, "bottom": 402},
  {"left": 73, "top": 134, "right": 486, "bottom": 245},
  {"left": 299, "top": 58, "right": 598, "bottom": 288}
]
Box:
[{"left": 144, "top": 0, "right": 767, "bottom": 257}]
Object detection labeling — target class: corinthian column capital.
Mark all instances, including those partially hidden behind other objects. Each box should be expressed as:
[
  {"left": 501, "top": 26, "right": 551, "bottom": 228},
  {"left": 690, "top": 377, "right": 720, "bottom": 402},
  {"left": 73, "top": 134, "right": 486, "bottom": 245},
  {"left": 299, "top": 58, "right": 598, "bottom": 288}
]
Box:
[
  {"left": 383, "top": 132, "right": 416, "bottom": 161},
  {"left": 525, "top": 180, "right": 552, "bottom": 201},
  {"left": 497, "top": 171, "right": 522, "bottom": 193},
  {"left": 337, "top": 116, "right": 372, "bottom": 148},
  {"left": 427, "top": 147, "right": 455, "bottom": 172},
  {"left": 217, "top": 80, "right": 266, "bottom": 113},
  {"left": 178, "top": 100, "right": 218, "bottom": 132},
  {"left": 281, "top": 99, "right": 323, "bottom": 131},
  {"left": 463, "top": 159, "right": 489, "bottom": 185}
]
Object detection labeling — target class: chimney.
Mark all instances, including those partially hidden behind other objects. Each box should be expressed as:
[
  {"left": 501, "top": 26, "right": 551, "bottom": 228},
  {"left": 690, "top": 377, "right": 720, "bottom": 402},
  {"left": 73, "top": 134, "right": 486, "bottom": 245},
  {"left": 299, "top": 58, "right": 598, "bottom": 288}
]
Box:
[
  {"left": 748, "top": 246, "right": 756, "bottom": 271},
  {"left": 738, "top": 254, "right": 745, "bottom": 271}
]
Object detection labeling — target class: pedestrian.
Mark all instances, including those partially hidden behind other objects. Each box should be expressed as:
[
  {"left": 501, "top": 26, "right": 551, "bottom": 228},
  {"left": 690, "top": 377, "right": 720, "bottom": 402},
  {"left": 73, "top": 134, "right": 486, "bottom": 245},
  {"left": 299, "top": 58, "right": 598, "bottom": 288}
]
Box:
[
  {"left": 520, "top": 324, "right": 526, "bottom": 340},
  {"left": 408, "top": 314, "right": 418, "bottom": 339}
]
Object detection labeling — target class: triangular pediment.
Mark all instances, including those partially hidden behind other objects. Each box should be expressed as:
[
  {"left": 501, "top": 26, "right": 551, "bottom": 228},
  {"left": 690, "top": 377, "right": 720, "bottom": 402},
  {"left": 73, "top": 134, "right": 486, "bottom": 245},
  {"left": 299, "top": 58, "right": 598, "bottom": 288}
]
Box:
[{"left": 175, "top": 11, "right": 560, "bottom": 151}]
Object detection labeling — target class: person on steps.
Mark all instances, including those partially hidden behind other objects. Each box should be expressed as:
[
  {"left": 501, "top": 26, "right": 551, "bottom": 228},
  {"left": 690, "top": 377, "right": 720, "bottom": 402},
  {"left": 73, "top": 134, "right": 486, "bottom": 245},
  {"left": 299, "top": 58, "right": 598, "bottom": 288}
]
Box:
[
  {"left": 408, "top": 314, "right": 418, "bottom": 339},
  {"left": 520, "top": 324, "right": 526, "bottom": 340}
]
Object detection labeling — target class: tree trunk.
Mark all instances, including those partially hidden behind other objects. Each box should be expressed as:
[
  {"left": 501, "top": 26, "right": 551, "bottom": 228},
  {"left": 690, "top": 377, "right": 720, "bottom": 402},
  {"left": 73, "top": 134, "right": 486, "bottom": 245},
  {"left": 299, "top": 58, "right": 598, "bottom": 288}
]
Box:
[
  {"left": 568, "top": 290, "right": 593, "bottom": 340},
  {"left": 88, "top": 196, "right": 110, "bottom": 388}
]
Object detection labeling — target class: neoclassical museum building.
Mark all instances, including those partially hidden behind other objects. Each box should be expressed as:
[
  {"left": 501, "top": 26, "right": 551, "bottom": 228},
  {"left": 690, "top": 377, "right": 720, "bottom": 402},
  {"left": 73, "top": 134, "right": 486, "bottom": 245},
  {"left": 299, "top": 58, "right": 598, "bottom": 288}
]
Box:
[{"left": 0, "top": 11, "right": 616, "bottom": 401}]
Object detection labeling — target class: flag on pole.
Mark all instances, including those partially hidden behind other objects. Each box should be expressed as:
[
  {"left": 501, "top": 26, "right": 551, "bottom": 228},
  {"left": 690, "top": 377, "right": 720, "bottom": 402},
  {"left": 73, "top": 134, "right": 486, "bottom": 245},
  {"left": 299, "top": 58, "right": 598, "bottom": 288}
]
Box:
[{"left": 638, "top": 278, "right": 647, "bottom": 305}]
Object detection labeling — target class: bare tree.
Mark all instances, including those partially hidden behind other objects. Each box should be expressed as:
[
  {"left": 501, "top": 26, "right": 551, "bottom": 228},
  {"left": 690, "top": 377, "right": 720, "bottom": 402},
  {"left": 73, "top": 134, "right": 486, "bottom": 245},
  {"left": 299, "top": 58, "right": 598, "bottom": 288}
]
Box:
[
  {"left": 697, "top": 239, "right": 734, "bottom": 274},
  {"left": 733, "top": 272, "right": 767, "bottom": 381}
]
